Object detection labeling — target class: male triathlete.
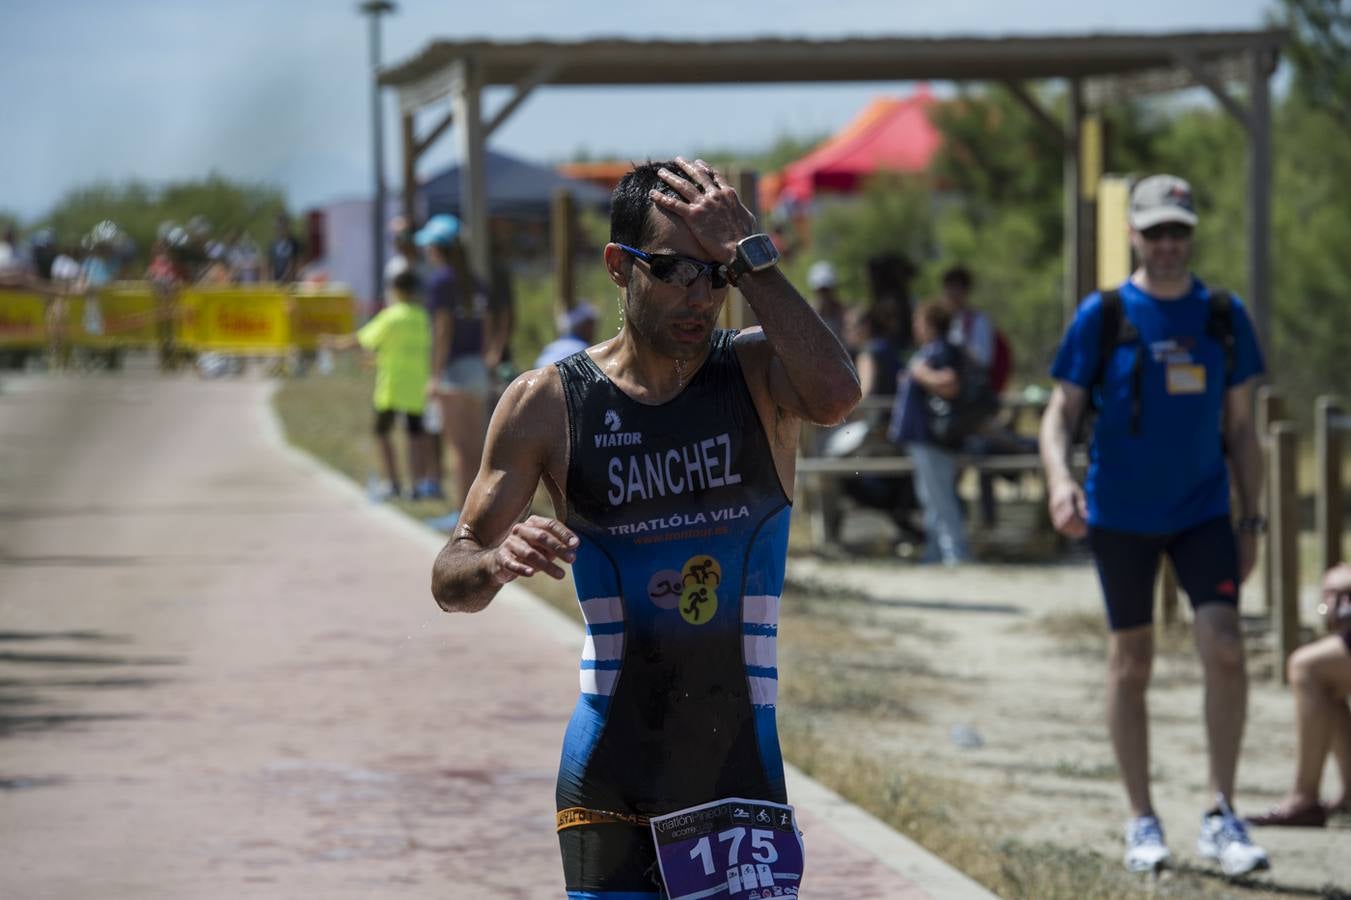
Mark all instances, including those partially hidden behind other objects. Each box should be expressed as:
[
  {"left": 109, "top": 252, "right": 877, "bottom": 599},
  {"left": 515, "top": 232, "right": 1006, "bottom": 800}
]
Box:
[
  {"left": 1040, "top": 174, "right": 1269, "bottom": 876},
  {"left": 431, "top": 157, "right": 860, "bottom": 897}
]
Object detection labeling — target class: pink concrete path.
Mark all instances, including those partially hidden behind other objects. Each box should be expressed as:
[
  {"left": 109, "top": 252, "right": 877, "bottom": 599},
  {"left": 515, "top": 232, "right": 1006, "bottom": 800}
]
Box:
[{"left": 0, "top": 368, "right": 992, "bottom": 899}]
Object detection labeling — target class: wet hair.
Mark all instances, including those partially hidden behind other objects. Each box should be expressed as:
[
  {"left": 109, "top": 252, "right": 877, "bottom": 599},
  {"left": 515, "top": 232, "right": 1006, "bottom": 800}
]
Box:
[
  {"left": 941, "top": 265, "right": 973, "bottom": 290},
  {"left": 609, "top": 160, "right": 705, "bottom": 248},
  {"left": 915, "top": 301, "right": 952, "bottom": 338}
]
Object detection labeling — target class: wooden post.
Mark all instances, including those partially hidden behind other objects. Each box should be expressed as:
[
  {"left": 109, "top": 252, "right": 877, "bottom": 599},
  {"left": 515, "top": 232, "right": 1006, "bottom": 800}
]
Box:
[
  {"left": 551, "top": 189, "right": 576, "bottom": 316},
  {"left": 401, "top": 112, "right": 418, "bottom": 228},
  {"left": 1062, "top": 78, "right": 1084, "bottom": 324},
  {"left": 1316, "top": 396, "right": 1345, "bottom": 573},
  {"left": 1247, "top": 48, "right": 1274, "bottom": 367},
  {"left": 725, "top": 168, "right": 759, "bottom": 331},
  {"left": 1270, "top": 422, "right": 1300, "bottom": 683},
  {"left": 1256, "top": 385, "right": 1284, "bottom": 613},
  {"left": 1158, "top": 559, "right": 1180, "bottom": 626}
]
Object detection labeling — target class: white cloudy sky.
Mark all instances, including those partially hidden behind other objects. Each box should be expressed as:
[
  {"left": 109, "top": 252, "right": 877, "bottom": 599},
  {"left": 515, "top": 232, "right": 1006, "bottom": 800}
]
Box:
[{"left": 1, "top": 0, "right": 1280, "bottom": 219}]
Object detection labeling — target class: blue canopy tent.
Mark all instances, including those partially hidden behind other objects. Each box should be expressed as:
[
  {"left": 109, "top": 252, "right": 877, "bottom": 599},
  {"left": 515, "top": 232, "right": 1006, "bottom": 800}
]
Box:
[{"left": 421, "top": 149, "right": 611, "bottom": 218}]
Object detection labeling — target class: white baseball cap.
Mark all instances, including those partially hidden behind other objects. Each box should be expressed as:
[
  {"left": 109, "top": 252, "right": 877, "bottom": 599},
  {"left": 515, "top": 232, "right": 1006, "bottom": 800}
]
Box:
[
  {"left": 557, "top": 301, "right": 598, "bottom": 334},
  {"left": 808, "top": 260, "right": 837, "bottom": 290}
]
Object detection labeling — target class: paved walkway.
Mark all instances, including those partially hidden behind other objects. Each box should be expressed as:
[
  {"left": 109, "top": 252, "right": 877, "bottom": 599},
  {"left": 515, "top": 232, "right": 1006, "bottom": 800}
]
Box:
[{"left": 0, "top": 367, "right": 992, "bottom": 899}]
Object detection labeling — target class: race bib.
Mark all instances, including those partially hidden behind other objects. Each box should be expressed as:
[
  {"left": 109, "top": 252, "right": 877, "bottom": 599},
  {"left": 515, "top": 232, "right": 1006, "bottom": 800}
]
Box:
[
  {"left": 650, "top": 797, "right": 804, "bottom": 899},
  {"left": 1166, "top": 363, "right": 1206, "bottom": 395}
]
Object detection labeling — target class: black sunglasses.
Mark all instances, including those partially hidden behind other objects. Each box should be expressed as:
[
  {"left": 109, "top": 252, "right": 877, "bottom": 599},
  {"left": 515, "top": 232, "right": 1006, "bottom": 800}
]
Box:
[
  {"left": 616, "top": 243, "right": 728, "bottom": 290},
  {"left": 1140, "top": 222, "right": 1193, "bottom": 242}
]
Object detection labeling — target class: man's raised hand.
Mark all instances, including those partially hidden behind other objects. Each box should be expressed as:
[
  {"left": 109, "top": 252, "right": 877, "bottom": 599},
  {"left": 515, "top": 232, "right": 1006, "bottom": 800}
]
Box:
[{"left": 649, "top": 157, "right": 755, "bottom": 265}]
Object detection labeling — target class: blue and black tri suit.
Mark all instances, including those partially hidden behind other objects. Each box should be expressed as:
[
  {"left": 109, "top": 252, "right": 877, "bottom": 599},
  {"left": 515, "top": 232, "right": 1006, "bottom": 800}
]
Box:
[{"left": 553, "top": 329, "right": 792, "bottom": 898}]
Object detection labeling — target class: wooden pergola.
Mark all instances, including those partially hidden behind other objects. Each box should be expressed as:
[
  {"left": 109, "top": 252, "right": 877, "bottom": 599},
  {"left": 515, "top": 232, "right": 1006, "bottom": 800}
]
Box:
[{"left": 379, "top": 30, "right": 1284, "bottom": 339}]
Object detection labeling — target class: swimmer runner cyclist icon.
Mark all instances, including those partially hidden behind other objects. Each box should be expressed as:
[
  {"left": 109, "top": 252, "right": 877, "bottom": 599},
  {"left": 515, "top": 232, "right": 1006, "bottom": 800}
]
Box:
[{"left": 430, "top": 157, "right": 861, "bottom": 898}]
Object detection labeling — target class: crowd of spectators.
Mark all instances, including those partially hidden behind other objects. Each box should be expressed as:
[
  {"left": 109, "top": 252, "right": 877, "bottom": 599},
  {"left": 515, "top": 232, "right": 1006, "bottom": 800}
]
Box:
[{"left": 0, "top": 213, "right": 321, "bottom": 294}]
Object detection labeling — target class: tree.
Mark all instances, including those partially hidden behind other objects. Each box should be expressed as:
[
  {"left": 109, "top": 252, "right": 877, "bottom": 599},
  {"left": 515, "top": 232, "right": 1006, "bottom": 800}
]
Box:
[
  {"left": 37, "top": 174, "right": 287, "bottom": 266},
  {"left": 1280, "top": 0, "right": 1351, "bottom": 133}
]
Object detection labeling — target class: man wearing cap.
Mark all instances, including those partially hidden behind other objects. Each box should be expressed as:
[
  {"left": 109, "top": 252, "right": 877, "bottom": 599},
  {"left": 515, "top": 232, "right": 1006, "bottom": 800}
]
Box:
[
  {"left": 1040, "top": 175, "right": 1269, "bottom": 875},
  {"left": 534, "top": 301, "right": 599, "bottom": 368}
]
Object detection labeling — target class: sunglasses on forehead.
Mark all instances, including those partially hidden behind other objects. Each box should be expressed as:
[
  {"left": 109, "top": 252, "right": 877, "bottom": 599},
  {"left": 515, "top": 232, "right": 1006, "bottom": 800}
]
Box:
[
  {"left": 1140, "top": 222, "right": 1193, "bottom": 241},
  {"left": 616, "top": 243, "right": 728, "bottom": 290}
]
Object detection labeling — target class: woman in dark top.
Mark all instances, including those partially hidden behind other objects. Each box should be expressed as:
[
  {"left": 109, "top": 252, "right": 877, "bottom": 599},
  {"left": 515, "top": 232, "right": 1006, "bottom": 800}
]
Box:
[
  {"left": 889, "top": 302, "right": 971, "bottom": 564},
  {"left": 417, "top": 215, "right": 489, "bottom": 519}
]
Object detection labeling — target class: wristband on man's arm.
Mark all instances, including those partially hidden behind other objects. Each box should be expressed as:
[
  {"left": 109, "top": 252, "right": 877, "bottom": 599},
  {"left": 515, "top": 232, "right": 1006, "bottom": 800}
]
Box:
[{"left": 1237, "top": 516, "right": 1267, "bottom": 534}]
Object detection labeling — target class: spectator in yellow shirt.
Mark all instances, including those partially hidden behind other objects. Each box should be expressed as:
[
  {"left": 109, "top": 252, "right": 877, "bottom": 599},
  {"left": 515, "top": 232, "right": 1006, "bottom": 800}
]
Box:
[{"left": 323, "top": 264, "right": 433, "bottom": 501}]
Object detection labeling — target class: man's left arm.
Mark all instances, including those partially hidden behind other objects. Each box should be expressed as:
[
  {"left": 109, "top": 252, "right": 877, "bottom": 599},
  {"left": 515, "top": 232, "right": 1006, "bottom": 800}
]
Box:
[
  {"left": 738, "top": 268, "right": 861, "bottom": 425},
  {"left": 1224, "top": 378, "right": 1263, "bottom": 581}
]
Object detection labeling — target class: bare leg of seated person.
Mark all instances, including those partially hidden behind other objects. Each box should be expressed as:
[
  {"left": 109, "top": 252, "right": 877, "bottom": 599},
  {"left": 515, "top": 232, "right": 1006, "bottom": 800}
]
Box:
[{"left": 1248, "top": 634, "right": 1351, "bottom": 827}]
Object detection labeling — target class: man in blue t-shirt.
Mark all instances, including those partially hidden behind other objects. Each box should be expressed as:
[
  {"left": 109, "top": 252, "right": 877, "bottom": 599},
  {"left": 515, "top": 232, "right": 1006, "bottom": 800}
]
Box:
[{"left": 1040, "top": 175, "right": 1270, "bottom": 877}]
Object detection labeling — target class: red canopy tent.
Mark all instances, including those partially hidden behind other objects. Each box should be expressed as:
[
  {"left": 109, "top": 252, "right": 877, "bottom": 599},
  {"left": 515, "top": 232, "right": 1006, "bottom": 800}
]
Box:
[{"left": 768, "top": 87, "right": 940, "bottom": 208}]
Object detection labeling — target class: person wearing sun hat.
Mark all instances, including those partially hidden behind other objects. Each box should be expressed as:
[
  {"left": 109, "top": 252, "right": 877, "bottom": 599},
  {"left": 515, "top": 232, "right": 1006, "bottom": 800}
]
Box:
[
  {"left": 1040, "top": 173, "right": 1270, "bottom": 876},
  {"left": 416, "top": 213, "right": 490, "bottom": 528}
]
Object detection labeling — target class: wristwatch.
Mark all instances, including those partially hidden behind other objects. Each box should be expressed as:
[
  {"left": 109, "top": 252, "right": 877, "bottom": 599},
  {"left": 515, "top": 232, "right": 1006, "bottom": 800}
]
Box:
[
  {"left": 1237, "top": 516, "right": 1267, "bottom": 535},
  {"left": 721, "top": 234, "right": 780, "bottom": 287}
]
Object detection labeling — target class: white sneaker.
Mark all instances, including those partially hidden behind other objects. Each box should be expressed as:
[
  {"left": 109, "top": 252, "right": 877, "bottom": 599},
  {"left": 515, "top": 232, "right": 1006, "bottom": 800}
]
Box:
[
  {"left": 1197, "top": 795, "right": 1270, "bottom": 877},
  {"left": 1124, "top": 814, "right": 1171, "bottom": 872}
]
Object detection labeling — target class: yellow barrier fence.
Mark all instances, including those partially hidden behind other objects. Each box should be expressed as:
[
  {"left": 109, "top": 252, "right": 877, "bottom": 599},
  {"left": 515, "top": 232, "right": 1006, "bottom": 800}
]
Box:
[
  {"left": 290, "top": 289, "right": 357, "bottom": 352},
  {"left": 0, "top": 290, "right": 47, "bottom": 348},
  {"left": 1, "top": 282, "right": 356, "bottom": 356},
  {"left": 67, "top": 285, "right": 160, "bottom": 348}
]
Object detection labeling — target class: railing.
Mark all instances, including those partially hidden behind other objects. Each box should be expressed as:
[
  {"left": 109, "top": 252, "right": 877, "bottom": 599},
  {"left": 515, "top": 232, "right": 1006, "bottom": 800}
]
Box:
[
  {"left": 794, "top": 394, "right": 1054, "bottom": 548},
  {"left": 1264, "top": 392, "right": 1347, "bottom": 684}
]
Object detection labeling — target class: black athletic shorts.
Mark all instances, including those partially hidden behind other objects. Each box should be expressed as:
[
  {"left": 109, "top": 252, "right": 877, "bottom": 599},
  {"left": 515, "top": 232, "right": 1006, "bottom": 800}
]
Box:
[
  {"left": 559, "top": 823, "right": 663, "bottom": 897},
  {"left": 1087, "top": 515, "right": 1239, "bottom": 632},
  {"left": 373, "top": 409, "right": 423, "bottom": 436}
]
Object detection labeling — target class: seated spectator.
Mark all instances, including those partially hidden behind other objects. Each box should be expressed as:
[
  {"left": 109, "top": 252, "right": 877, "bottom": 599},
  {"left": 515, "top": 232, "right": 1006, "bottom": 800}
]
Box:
[
  {"left": 1248, "top": 563, "right": 1351, "bottom": 828},
  {"left": 535, "top": 301, "right": 598, "bottom": 368}
]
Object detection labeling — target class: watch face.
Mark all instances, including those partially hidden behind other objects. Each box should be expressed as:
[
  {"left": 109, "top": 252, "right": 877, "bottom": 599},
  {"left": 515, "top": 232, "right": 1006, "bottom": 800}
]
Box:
[{"left": 737, "top": 234, "right": 780, "bottom": 270}]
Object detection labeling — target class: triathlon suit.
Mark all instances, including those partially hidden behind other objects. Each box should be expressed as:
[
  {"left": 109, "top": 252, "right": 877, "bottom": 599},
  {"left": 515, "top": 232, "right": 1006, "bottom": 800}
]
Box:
[{"left": 554, "top": 329, "right": 792, "bottom": 898}]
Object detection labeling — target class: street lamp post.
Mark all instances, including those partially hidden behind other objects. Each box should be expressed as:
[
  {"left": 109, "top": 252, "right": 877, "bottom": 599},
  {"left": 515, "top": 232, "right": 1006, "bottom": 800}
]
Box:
[{"left": 359, "top": 1, "right": 395, "bottom": 314}]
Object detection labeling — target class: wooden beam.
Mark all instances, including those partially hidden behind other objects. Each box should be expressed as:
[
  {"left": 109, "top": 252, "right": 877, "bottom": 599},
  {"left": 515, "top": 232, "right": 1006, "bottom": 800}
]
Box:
[
  {"left": 414, "top": 108, "right": 455, "bottom": 159},
  {"left": 484, "top": 60, "right": 562, "bottom": 139},
  {"left": 1171, "top": 50, "right": 1252, "bottom": 130},
  {"left": 401, "top": 112, "right": 417, "bottom": 227},
  {"left": 1001, "top": 81, "right": 1072, "bottom": 152}
]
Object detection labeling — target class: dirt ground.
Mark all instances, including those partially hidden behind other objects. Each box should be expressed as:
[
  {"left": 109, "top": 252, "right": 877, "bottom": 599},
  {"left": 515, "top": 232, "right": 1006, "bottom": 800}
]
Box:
[{"left": 782, "top": 519, "right": 1349, "bottom": 897}]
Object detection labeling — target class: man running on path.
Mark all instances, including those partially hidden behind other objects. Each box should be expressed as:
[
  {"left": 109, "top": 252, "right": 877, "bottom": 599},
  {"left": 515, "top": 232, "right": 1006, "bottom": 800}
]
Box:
[{"left": 431, "top": 157, "right": 860, "bottom": 898}]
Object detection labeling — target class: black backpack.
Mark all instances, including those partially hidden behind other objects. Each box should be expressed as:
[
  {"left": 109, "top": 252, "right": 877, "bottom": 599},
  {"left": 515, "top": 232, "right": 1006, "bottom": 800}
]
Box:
[
  {"left": 925, "top": 346, "right": 1000, "bottom": 450},
  {"left": 1085, "top": 287, "right": 1237, "bottom": 436}
]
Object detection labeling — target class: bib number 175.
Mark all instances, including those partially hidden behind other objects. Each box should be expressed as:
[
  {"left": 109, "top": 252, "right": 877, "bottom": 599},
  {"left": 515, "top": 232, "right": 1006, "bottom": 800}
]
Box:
[{"left": 650, "top": 798, "right": 803, "bottom": 899}]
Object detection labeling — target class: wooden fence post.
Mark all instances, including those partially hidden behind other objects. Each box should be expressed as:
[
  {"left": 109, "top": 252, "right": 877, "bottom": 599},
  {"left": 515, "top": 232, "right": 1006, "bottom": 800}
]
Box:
[
  {"left": 1315, "top": 395, "right": 1345, "bottom": 574},
  {"left": 1270, "top": 422, "right": 1300, "bottom": 683},
  {"left": 1256, "top": 386, "right": 1284, "bottom": 613},
  {"left": 551, "top": 189, "right": 576, "bottom": 317}
]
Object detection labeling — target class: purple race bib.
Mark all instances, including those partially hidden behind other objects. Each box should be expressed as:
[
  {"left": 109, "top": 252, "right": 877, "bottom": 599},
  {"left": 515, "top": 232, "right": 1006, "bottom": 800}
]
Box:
[{"left": 650, "top": 797, "right": 804, "bottom": 899}]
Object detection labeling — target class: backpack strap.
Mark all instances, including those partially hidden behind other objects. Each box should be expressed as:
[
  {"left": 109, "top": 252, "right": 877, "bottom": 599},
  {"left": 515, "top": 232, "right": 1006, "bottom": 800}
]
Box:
[
  {"left": 1091, "top": 288, "right": 1145, "bottom": 435},
  {"left": 1205, "top": 289, "right": 1236, "bottom": 382}
]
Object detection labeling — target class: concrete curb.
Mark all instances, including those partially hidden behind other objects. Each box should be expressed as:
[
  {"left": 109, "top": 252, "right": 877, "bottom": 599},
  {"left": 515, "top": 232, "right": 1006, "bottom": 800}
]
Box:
[{"left": 260, "top": 388, "right": 996, "bottom": 900}]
